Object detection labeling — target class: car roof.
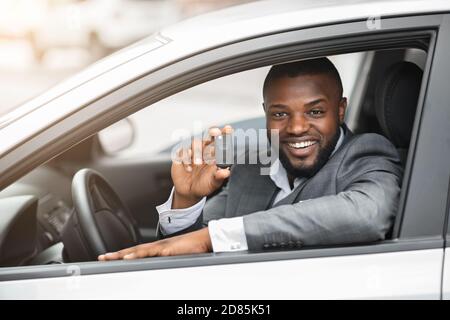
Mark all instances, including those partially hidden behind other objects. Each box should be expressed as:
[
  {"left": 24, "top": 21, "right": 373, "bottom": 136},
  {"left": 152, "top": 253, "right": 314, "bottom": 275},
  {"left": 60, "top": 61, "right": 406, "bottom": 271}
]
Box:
[{"left": 161, "top": 0, "right": 450, "bottom": 41}]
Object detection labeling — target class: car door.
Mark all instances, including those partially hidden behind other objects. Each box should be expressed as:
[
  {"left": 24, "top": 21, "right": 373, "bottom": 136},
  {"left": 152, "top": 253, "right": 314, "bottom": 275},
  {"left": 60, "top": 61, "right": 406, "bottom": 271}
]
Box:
[
  {"left": 0, "top": 12, "right": 449, "bottom": 299},
  {"left": 421, "top": 12, "right": 450, "bottom": 292},
  {"left": 444, "top": 183, "right": 450, "bottom": 300}
]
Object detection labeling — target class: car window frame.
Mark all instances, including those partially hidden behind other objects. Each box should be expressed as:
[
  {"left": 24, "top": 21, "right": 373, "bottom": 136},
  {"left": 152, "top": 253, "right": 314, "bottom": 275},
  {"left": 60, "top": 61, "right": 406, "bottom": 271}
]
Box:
[
  {"left": 0, "top": 13, "right": 448, "bottom": 281},
  {"left": 446, "top": 175, "right": 450, "bottom": 242}
]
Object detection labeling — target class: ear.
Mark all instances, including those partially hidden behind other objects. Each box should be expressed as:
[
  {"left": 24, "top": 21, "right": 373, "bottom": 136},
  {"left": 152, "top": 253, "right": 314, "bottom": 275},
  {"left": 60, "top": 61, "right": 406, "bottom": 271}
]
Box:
[
  {"left": 338, "top": 97, "right": 347, "bottom": 124},
  {"left": 262, "top": 102, "right": 267, "bottom": 113}
]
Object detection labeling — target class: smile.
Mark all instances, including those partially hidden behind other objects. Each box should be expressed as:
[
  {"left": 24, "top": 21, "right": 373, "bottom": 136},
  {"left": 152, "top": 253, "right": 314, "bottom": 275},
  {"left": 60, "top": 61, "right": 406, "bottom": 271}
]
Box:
[{"left": 286, "top": 141, "right": 318, "bottom": 149}]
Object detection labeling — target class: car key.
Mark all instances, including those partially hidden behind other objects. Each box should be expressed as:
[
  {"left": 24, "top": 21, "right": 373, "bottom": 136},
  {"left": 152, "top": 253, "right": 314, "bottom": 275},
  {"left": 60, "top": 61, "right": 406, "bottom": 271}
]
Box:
[{"left": 215, "top": 131, "right": 234, "bottom": 168}]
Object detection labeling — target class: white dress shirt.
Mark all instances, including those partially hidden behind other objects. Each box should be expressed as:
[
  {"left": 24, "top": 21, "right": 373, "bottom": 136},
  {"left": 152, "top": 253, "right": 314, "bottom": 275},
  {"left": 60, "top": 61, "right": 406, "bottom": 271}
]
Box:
[{"left": 156, "top": 127, "right": 344, "bottom": 252}]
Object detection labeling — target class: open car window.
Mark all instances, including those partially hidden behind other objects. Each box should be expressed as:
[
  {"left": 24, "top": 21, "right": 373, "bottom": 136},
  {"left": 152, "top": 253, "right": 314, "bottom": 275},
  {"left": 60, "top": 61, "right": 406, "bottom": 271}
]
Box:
[{"left": 0, "top": 44, "right": 430, "bottom": 270}]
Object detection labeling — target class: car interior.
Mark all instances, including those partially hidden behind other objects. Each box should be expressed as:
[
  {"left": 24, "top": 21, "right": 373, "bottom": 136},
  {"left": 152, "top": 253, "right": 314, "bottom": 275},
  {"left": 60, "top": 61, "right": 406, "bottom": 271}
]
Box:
[{"left": 0, "top": 44, "right": 428, "bottom": 267}]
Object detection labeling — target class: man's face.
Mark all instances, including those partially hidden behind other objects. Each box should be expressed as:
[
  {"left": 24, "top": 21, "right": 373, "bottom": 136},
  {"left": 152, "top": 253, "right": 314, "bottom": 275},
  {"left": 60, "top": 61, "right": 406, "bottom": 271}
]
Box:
[{"left": 264, "top": 73, "right": 347, "bottom": 178}]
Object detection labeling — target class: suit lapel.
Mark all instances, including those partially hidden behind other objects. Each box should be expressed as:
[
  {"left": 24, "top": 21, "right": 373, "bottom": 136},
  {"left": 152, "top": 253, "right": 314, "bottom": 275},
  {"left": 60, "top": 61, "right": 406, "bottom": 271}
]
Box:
[
  {"left": 271, "top": 177, "right": 308, "bottom": 208},
  {"left": 233, "top": 166, "right": 278, "bottom": 215}
]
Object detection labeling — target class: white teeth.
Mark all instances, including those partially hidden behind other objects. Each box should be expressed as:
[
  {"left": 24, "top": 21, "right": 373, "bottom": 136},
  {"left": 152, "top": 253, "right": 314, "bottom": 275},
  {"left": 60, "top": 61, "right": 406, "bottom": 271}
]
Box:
[{"left": 287, "top": 141, "right": 316, "bottom": 149}]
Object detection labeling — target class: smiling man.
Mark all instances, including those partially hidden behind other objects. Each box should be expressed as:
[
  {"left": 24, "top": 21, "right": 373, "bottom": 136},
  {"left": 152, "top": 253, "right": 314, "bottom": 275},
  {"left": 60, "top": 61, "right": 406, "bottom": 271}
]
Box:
[
  {"left": 99, "top": 57, "right": 403, "bottom": 261},
  {"left": 264, "top": 60, "right": 345, "bottom": 183}
]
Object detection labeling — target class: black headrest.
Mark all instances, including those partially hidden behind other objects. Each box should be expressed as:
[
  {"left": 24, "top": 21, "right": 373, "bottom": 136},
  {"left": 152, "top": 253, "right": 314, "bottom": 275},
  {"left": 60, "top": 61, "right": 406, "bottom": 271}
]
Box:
[{"left": 375, "top": 61, "right": 423, "bottom": 148}]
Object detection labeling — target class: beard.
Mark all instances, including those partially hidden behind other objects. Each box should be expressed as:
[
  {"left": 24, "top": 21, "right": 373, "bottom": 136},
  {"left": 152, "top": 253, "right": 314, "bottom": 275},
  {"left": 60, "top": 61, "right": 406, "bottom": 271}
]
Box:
[{"left": 277, "top": 127, "right": 341, "bottom": 179}]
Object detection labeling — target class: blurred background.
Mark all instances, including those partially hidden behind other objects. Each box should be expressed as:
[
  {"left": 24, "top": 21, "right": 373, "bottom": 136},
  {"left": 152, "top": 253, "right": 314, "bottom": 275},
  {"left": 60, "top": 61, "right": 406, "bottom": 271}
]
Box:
[
  {"left": 0, "top": 0, "right": 256, "bottom": 116},
  {"left": 0, "top": 0, "right": 366, "bottom": 159}
]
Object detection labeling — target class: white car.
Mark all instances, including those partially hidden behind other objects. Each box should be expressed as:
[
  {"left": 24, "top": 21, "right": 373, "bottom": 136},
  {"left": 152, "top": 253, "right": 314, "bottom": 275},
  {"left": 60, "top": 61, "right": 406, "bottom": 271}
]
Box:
[{"left": 0, "top": 0, "right": 449, "bottom": 299}]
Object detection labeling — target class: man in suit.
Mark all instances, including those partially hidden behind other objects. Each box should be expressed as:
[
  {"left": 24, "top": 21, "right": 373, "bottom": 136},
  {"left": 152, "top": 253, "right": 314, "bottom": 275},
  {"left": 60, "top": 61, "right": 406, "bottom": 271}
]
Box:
[{"left": 99, "top": 58, "right": 403, "bottom": 261}]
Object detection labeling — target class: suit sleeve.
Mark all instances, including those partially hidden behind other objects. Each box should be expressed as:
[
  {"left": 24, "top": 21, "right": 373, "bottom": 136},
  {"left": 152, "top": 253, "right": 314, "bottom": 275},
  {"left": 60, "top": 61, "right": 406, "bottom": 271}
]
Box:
[{"left": 242, "top": 134, "right": 403, "bottom": 251}]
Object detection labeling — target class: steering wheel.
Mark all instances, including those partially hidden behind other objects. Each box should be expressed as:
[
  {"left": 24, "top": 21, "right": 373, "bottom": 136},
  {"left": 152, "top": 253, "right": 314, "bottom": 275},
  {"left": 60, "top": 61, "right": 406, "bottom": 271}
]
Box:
[{"left": 62, "top": 168, "right": 141, "bottom": 262}]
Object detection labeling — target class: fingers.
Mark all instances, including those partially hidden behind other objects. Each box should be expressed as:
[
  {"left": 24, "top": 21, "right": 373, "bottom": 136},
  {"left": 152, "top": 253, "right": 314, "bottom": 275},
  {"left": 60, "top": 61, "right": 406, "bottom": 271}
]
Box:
[
  {"left": 98, "top": 245, "right": 137, "bottom": 261},
  {"left": 97, "top": 243, "right": 171, "bottom": 261},
  {"left": 204, "top": 127, "right": 222, "bottom": 145},
  {"left": 221, "top": 125, "right": 233, "bottom": 135},
  {"left": 191, "top": 139, "right": 203, "bottom": 165},
  {"left": 205, "top": 125, "right": 233, "bottom": 146},
  {"left": 177, "top": 137, "right": 208, "bottom": 168},
  {"left": 202, "top": 125, "right": 234, "bottom": 165},
  {"left": 203, "top": 142, "right": 215, "bottom": 164},
  {"left": 173, "top": 125, "right": 234, "bottom": 171},
  {"left": 173, "top": 145, "right": 193, "bottom": 172},
  {"left": 213, "top": 167, "right": 231, "bottom": 184}
]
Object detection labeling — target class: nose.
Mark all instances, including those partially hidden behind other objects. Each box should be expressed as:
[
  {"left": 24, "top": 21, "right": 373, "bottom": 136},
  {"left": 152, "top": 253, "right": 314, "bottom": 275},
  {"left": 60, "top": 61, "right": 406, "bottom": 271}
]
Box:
[{"left": 286, "top": 113, "right": 310, "bottom": 135}]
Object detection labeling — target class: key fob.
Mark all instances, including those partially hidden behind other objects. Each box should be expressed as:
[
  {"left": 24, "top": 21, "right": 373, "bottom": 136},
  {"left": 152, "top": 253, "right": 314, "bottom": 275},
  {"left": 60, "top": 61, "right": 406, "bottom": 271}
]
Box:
[{"left": 215, "top": 133, "right": 234, "bottom": 168}]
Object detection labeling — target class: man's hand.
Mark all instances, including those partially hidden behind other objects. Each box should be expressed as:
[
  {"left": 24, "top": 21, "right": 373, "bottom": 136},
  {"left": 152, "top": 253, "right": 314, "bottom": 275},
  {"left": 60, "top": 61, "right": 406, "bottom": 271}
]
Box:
[
  {"left": 171, "top": 126, "right": 233, "bottom": 209},
  {"left": 98, "top": 227, "right": 213, "bottom": 261}
]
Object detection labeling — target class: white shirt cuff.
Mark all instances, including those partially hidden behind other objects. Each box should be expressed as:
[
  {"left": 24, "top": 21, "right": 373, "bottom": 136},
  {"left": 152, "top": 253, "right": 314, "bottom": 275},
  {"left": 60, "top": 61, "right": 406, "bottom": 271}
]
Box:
[
  {"left": 208, "top": 217, "right": 248, "bottom": 252},
  {"left": 156, "top": 187, "right": 206, "bottom": 235}
]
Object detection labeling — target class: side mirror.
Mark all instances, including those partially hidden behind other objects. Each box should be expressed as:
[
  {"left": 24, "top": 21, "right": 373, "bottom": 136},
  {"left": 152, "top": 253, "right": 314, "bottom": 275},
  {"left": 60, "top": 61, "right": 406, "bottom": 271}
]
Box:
[{"left": 98, "top": 118, "right": 135, "bottom": 155}]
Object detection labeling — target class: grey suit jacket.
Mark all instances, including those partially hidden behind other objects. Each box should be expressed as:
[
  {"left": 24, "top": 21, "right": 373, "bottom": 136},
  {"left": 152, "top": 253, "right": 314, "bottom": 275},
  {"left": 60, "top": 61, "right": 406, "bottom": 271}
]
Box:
[{"left": 158, "top": 129, "right": 403, "bottom": 251}]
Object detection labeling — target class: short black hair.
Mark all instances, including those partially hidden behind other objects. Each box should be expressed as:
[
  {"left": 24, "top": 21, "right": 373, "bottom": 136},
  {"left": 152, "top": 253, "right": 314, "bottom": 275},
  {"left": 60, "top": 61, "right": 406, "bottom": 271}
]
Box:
[{"left": 263, "top": 57, "right": 343, "bottom": 99}]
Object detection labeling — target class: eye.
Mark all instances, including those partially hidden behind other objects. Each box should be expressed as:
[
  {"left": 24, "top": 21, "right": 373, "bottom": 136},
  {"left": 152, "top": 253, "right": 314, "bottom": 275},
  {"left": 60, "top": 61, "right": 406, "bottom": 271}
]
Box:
[
  {"left": 272, "top": 112, "right": 288, "bottom": 118},
  {"left": 308, "top": 109, "right": 324, "bottom": 117}
]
